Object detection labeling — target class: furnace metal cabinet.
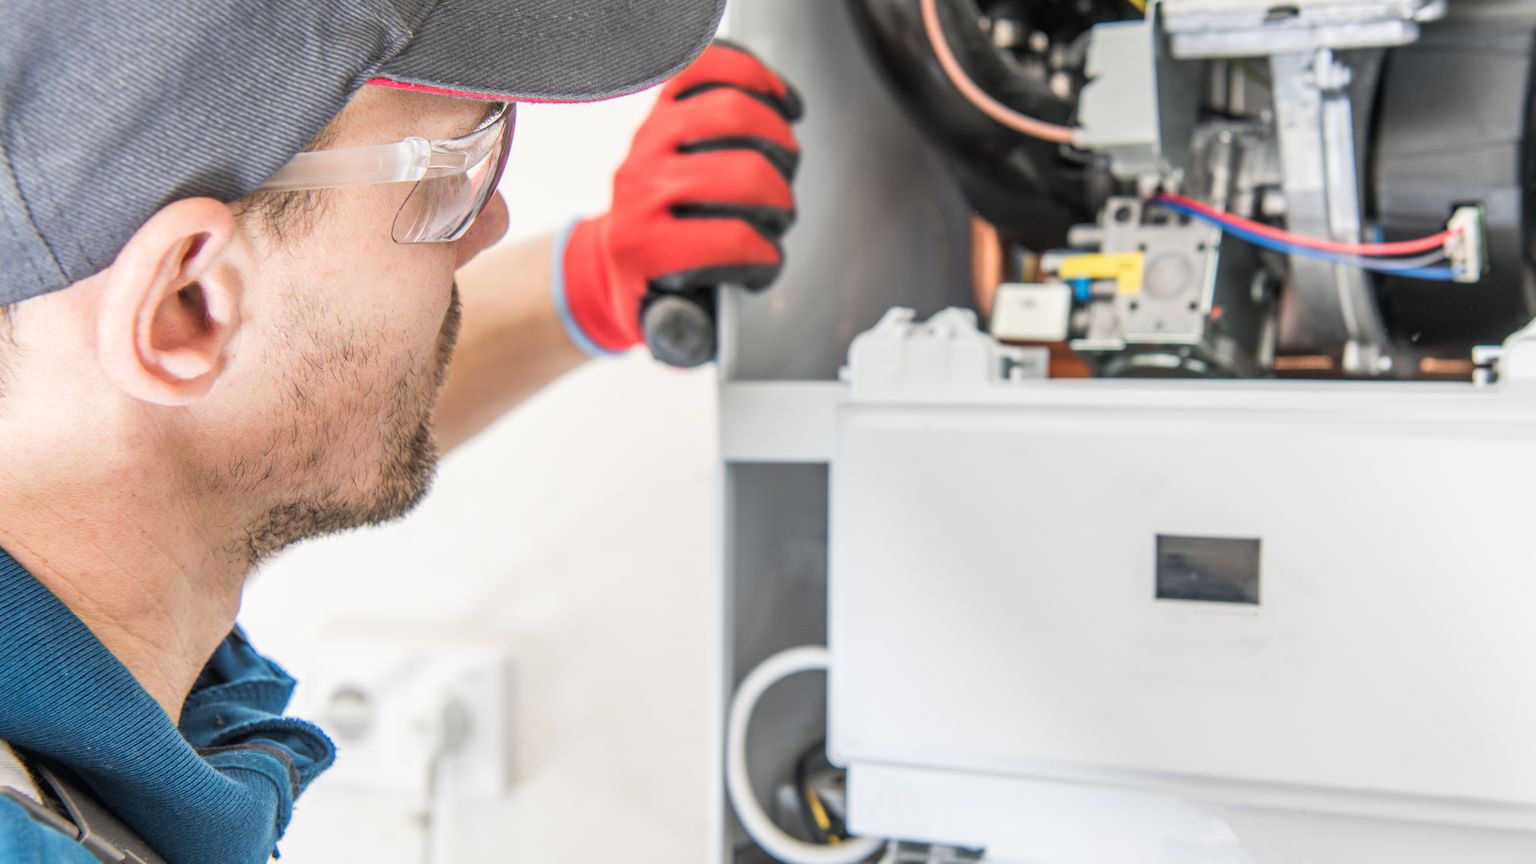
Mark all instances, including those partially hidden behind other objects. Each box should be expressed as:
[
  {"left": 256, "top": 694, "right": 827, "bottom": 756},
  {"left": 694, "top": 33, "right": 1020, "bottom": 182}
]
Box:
[
  {"left": 712, "top": 3, "right": 1536, "bottom": 864},
  {"left": 710, "top": 3, "right": 974, "bottom": 861}
]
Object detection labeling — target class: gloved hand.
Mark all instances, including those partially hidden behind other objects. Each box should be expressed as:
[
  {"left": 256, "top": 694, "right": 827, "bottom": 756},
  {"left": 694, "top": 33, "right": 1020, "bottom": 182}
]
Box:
[{"left": 555, "top": 41, "right": 803, "bottom": 366}]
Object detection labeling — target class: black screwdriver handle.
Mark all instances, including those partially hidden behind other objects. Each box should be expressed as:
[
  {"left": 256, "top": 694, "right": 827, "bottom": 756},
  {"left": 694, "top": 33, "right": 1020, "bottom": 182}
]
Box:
[{"left": 641, "top": 288, "right": 717, "bottom": 368}]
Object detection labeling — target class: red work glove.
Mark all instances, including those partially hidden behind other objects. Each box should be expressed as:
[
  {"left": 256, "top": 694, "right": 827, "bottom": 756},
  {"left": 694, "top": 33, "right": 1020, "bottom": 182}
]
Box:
[{"left": 555, "top": 41, "right": 803, "bottom": 365}]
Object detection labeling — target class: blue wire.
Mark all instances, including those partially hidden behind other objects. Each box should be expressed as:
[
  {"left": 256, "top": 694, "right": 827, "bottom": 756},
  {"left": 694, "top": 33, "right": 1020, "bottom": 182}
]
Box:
[
  {"left": 1155, "top": 200, "right": 1460, "bottom": 282},
  {"left": 1221, "top": 220, "right": 1459, "bottom": 281}
]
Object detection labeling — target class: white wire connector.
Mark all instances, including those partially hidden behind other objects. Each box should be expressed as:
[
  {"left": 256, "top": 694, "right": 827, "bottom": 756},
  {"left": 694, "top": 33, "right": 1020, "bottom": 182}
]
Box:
[
  {"left": 726, "top": 646, "right": 888, "bottom": 864},
  {"left": 1445, "top": 205, "right": 1488, "bottom": 284}
]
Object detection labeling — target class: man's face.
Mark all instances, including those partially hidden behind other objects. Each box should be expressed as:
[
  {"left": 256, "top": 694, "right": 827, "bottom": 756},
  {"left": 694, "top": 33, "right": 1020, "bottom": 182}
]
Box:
[{"left": 211, "top": 87, "right": 508, "bottom": 562}]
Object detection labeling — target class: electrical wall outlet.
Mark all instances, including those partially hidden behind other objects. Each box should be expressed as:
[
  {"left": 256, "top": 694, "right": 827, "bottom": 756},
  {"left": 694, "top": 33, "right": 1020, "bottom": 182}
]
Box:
[{"left": 289, "top": 636, "right": 514, "bottom": 799}]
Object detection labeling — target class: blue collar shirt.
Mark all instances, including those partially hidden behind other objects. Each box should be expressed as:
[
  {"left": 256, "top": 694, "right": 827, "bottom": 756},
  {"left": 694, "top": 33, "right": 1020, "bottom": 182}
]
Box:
[{"left": 0, "top": 547, "right": 335, "bottom": 864}]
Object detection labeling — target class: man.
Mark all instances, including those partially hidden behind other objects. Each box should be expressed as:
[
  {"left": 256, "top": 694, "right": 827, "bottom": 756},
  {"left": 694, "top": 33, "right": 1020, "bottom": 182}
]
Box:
[{"left": 0, "top": 1, "right": 800, "bottom": 862}]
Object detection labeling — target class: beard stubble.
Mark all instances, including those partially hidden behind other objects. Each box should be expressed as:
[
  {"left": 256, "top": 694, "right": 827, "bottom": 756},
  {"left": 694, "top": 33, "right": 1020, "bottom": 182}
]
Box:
[{"left": 240, "top": 284, "right": 463, "bottom": 564}]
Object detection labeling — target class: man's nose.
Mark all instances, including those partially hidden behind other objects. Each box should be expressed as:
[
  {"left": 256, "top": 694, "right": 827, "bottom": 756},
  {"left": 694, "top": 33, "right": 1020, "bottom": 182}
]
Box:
[{"left": 454, "top": 192, "right": 510, "bottom": 269}]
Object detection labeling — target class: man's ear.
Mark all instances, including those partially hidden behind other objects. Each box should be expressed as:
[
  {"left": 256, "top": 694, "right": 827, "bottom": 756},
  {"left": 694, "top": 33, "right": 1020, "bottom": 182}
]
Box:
[{"left": 97, "top": 198, "right": 242, "bottom": 406}]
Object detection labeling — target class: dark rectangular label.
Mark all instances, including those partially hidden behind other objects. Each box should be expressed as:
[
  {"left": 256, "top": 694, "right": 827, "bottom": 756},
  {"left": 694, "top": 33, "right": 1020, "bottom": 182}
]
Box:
[{"left": 1156, "top": 534, "right": 1261, "bottom": 605}]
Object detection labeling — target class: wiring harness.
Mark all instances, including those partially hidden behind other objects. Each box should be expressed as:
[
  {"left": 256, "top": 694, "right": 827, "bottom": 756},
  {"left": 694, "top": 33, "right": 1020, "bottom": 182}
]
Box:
[{"left": 1152, "top": 193, "right": 1471, "bottom": 282}]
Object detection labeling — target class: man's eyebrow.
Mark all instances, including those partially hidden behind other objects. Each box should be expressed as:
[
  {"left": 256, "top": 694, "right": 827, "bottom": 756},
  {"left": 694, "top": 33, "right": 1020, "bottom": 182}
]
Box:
[{"left": 457, "top": 101, "right": 506, "bottom": 138}]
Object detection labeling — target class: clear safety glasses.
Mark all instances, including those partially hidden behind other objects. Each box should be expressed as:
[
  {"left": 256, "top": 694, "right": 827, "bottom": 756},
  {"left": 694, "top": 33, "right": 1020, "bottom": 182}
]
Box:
[{"left": 256, "top": 102, "right": 515, "bottom": 244}]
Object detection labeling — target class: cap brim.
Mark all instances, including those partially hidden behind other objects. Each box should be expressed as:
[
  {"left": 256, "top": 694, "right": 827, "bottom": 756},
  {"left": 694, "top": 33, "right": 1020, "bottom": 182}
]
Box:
[{"left": 373, "top": 0, "right": 726, "bottom": 104}]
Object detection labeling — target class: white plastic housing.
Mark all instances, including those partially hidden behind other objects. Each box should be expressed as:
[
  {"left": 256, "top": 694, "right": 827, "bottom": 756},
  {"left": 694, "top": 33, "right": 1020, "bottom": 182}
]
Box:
[{"left": 827, "top": 309, "right": 1536, "bottom": 863}]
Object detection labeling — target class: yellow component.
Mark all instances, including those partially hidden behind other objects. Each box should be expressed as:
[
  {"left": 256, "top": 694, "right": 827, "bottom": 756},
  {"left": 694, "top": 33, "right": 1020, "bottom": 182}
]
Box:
[
  {"left": 806, "top": 786, "right": 844, "bottom": 844},
  {"left": 1127, "top": 0, "right": 1147, "bottom": 11},
  {"left": 806, "top": 786, "right": 833, "bottom": 832},
  {"left": 1057, "top": 252, "right": 1146, "bottom": 296}
]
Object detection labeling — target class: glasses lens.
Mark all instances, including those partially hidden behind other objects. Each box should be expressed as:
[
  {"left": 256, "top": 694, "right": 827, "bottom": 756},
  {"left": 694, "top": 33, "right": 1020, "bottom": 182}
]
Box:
[{"left": 392, "top": 104, "right": 515, "bottom": 244}]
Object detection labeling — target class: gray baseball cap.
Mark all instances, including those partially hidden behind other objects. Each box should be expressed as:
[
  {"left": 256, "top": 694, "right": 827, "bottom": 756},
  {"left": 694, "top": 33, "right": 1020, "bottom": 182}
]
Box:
[{"left": 0, "top": 0, "right": 726, "bottom": 306}]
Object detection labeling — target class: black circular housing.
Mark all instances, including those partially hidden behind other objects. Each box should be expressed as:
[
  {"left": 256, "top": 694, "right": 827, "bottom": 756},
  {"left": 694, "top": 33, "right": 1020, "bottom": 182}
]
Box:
[
  {"left": 1370, "top": 10, "right": 1536, "bottom": 354},
  {"left": 846, "top": 0, "right": 1132, "bottom": 248}
]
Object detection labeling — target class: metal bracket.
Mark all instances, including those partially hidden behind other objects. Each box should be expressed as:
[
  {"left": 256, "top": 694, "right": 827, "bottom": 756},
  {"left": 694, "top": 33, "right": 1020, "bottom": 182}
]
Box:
[
  {"left": 1156, "top": 0, "right": 1446, "bottom": 375},
  {"left": 1161, "top": 0, "right": 1446, "bottom": 59},
  {"left": 1270, "top": 47, "right": 1393, "bottom": 374}
]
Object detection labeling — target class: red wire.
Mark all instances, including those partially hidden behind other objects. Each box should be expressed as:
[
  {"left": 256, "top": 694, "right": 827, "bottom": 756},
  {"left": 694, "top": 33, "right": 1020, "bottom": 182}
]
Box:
[{"left": 1154, "top": 193, "right": 1455, "bottom": 257}]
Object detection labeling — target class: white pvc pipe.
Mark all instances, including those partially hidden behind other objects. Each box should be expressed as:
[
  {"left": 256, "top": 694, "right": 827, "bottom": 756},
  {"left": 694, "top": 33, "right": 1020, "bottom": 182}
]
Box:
[{"left": 725, "top": 645, "right": 887, "bottom": 864}]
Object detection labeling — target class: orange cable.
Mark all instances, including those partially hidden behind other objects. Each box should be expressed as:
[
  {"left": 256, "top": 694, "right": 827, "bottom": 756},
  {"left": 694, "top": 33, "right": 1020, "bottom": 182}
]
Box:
[{"left": 920, "top": 0, "right": 1079, "bottom": 145}]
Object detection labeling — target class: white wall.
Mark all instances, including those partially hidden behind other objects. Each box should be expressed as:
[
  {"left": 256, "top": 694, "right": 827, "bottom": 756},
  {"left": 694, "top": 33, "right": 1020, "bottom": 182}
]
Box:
[{"left": 241, "top": 88, "right": 719, "bottom": 863}]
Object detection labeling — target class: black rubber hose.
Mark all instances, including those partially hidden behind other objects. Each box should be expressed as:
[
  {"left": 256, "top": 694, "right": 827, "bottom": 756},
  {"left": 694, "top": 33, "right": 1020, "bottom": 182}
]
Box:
[{"left": 845, "top": 0, "right": 1102, "bottom": 245}]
